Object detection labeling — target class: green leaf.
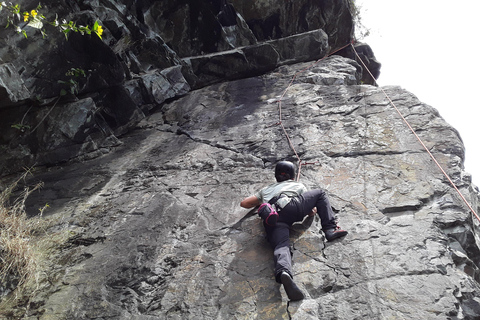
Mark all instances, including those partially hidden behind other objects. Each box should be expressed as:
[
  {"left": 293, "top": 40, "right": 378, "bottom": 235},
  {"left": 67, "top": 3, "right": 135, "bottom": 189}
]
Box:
[
  {"left": 62, "top": 29, "right": 70, "bottom": 40},
  {"left": 11, "top": 123, "right": 31, "bottom": 131}
]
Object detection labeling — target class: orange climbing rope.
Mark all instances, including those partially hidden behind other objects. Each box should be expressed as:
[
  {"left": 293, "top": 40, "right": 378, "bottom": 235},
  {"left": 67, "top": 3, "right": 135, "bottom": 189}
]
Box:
[
  {"left": 274, "top": 39, "right": 479, "bottom": 221},
  {"left": 350, "top": 43, "right": 480, "bottom": 222}
]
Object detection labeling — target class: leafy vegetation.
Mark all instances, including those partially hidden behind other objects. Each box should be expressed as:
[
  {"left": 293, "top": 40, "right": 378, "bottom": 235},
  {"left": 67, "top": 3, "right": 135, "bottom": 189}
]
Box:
[
  {"left": 349, "top": 0, "right": 370, "bottom": 40},
  {"left": 0, "top": 1, "right": 103, "bottom": 39},
  {"left": 58, "top": 67, "right": 87, "bottom": 96}
]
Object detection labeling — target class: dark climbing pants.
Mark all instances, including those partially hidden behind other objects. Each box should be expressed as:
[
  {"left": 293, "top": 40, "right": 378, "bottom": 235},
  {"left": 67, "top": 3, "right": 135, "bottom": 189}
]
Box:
[{"left": 264, "top": 189, "right": 337, "bottom": 283}]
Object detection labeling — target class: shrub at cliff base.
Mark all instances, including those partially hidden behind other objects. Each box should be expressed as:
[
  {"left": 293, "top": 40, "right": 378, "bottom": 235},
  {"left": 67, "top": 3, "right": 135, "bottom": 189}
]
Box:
[{"left": 0, "top": 173, "right": 62, "bottom": 314}]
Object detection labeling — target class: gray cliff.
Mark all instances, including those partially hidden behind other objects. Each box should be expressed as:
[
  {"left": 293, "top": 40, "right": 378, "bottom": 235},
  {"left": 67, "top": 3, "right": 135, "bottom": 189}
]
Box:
[{"left": 0, "top": 0, "right": 479, "bottom": 319}]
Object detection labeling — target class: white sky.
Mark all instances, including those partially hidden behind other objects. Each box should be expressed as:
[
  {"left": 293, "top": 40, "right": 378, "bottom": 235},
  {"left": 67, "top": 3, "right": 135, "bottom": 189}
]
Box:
[{"left": 355, "top": 0, "right": 480, "bottom": 185}]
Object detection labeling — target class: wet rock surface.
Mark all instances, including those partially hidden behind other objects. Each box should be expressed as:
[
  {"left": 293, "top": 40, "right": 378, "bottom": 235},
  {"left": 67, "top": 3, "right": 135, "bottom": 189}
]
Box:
[{"left": 14, "top": 56, "right": 480, "bottom": 319}]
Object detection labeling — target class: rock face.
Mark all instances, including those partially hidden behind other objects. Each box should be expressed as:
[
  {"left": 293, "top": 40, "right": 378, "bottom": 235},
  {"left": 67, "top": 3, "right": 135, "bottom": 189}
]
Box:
[
  {"left": 0, "top": 0, "right": 359, "bottom": 177},
  {"left": 1, "top": 0, "right": 479, "bottom": 319},
  {"left": 7, "top": 56, "right": 479, "bottom": 319}
]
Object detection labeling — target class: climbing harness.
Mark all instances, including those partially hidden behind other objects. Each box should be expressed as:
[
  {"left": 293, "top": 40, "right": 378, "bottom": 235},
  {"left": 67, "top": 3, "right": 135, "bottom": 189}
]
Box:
[
  {"left": 274, "top": 40, "right": 480, "bottom": 221},
  {"left": 258, "top": 202, "right": 278, "bottom": 226}
]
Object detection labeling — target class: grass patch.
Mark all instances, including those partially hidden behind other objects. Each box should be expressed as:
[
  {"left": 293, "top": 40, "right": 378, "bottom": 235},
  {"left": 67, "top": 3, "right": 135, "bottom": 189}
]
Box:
[
  {"left": 0, "top": 172, "right": 74, "bottom": 318},
  {"left": 0, "top": 172, "right": 50, "bottom": 305}
]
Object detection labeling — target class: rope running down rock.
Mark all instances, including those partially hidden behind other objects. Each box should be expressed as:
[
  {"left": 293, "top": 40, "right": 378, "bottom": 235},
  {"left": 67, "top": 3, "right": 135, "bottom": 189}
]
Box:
[
  {"left": 274, "top": 39, "right": 479, "bottom": 222},
  {"left": 350, "top": 43, "right": 480, "bottom": 222}
]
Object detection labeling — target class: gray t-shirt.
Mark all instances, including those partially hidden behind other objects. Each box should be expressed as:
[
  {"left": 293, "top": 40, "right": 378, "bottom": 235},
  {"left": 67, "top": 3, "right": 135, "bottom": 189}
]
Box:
[{"left": 254, "top": 180, "right": 307, "bottom": 208}]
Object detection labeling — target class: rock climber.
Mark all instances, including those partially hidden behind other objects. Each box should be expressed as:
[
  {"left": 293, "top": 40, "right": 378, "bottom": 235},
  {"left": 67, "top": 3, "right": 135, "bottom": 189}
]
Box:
[{"left": 240, "top": 160, "right": 348, "bottom": 301}]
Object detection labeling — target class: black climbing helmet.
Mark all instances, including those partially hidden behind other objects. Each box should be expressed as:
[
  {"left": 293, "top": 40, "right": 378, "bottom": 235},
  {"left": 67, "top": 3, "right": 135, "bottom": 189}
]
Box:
[{"left": 275, "top": 161, "right": 296, "bottom": 182}]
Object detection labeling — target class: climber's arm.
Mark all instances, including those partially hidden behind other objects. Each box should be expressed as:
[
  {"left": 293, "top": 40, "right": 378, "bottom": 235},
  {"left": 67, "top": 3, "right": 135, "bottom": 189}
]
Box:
[{"left": 240, "top": 195, "right": 261, "bottom": 209}]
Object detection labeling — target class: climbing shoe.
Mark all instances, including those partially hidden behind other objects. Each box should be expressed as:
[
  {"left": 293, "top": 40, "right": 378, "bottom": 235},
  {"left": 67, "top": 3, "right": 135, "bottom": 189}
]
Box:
[
  {"left": 280, "top": 271, "right": 305, "bottom": 301},
  {"left": 324, "top": 226, "right": 348, "bottom": 241}
]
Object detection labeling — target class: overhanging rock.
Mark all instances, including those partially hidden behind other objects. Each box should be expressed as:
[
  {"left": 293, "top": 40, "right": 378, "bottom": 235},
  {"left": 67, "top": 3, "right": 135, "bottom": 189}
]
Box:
[{"left": 184, "top": 29, "right": 329, "bottom": 88}]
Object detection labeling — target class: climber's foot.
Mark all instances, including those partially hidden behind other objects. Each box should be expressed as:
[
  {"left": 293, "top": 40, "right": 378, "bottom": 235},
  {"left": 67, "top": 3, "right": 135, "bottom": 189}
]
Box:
[{"left": 280, "top": 271, "right": 305, "bottom": 301}]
